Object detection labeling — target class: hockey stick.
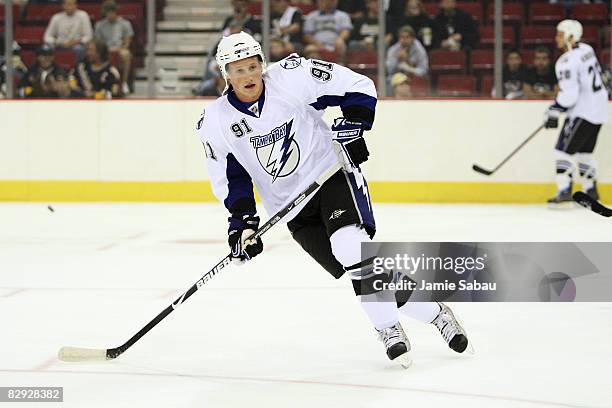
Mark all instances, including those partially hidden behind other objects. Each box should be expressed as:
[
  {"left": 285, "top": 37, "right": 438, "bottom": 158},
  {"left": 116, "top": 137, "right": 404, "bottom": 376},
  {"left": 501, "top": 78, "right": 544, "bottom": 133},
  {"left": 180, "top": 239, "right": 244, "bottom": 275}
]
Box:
[
  {"left": 472, "top": 124, "right": 545, "bottom": 176},
  {"left": 572, "top": 192, "right": 612, "bottom": 217},
  {"left": 58, "top": 163, "right": 342, "bottom": 362}
]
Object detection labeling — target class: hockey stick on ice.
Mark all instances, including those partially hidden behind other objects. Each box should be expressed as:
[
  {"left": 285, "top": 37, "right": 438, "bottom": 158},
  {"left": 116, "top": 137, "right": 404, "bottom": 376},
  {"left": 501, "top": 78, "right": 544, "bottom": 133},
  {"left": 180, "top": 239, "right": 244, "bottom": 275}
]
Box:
[
  {"left": 472, "top": 124, "right": 544, "bottom": 176},
  {"left": 572, "top": 192, "right": 612, "bottom": 218},
  {"left": 58, "top": 163, "right": 342, "bottom": 362}
]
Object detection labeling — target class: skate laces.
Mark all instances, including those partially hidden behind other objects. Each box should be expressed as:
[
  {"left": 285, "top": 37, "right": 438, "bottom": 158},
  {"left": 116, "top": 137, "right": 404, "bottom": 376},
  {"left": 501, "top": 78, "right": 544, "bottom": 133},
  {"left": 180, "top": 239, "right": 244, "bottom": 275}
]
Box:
[
  {"left": 377, "top": 324, "right": 406, "bottom": 348},
  {"left": 433, "top": 306, "right": 462, "bottom": 344}
]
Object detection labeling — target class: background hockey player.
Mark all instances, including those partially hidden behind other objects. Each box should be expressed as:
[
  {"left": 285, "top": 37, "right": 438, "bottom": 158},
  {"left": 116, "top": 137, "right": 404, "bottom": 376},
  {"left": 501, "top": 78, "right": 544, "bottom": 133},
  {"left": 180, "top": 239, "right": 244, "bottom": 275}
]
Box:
[
  {"left": 196, "top": 31, "right": 470, "bottom": 366},
  {"left": 544, "top": 20, "right": 609, "bottom": 206}
]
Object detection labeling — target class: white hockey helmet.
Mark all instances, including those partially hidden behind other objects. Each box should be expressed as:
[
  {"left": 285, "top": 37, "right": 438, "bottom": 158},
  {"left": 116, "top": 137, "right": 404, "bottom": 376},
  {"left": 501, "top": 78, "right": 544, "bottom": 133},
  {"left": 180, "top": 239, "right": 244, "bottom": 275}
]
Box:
[
  {"left": 557, "top": 19, "right": 583, "bottom": 48},
  {"left": 215, "top": 31, "right": 267, "bottom": 84}
]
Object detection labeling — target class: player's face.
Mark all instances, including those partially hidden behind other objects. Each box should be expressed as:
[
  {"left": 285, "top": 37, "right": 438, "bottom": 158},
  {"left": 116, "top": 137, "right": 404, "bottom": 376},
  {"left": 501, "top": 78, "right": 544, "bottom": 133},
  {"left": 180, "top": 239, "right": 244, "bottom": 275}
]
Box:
[
  {"left": 555, "top": 31, "right": 567, "bottom": 50},
  {"left": 227, "top": 56, "right": 264, "bottom": 103}
]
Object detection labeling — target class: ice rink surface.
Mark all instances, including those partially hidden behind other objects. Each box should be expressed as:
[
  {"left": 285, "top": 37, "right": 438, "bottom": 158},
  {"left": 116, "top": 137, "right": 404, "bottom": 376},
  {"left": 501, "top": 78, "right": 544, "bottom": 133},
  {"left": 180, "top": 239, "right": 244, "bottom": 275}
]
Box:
[{"left": 1, "top": 202, "right": 611, "bottom": 408}]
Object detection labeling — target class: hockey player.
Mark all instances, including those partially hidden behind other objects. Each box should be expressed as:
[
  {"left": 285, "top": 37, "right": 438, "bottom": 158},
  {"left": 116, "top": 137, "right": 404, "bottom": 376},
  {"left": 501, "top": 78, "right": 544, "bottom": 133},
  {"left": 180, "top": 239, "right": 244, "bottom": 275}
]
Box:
[
  {"left": 544, "top": 20, "right": 609, "bottom": 206},
  {"left": 196, "top": 31, "right": 470, "bottom": 366}
]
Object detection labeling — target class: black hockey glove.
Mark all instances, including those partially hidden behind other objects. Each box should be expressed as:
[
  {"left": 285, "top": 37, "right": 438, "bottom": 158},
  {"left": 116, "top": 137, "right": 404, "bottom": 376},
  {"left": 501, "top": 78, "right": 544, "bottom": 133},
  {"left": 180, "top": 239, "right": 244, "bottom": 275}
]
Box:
[
  {"left": 331, "top": 118, "right": 370, "bottom": 172},
  {"left": 228, "top": 213, "right": 263, "bottom": 265},
  {"left": 544, "top": 105, "right": 563, "bottom": 129}
]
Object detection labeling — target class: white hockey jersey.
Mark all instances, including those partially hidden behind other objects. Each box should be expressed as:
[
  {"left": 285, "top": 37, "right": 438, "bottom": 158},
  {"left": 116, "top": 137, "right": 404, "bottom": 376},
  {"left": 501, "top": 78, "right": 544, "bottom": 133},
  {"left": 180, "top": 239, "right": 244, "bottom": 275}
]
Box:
[
  {"left": 554, "top": 42, "right": 608, "bottom": 124},
  {"left": 196, "top": 55, "right": 377, "bottom": 219}
]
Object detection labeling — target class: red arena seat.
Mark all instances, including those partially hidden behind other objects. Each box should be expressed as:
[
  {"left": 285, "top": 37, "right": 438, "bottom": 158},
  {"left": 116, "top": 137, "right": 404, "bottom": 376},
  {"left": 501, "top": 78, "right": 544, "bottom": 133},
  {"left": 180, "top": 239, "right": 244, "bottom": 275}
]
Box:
[
  {"left": 571, "top": 3, "right": 609, "bottom": 25},
  {"left": 319, "top": 49, "right": 340, "bottom": 63},
  {"left": 581, "top": 25, "right": 601, "bottom": 48},
  {"left": 437, "top": 74, "right": 476, "bottom": 97},
  {"left": 410, "top": 75, "right": 431, "bottom": 97},
  {"left": 429, "top": 50, "right": 466, "bottom": 73},
  {"left": 0, "top": 4, "right": 20, "bottom": 24},
  {"left": 529, "top": 3, "right": 566, "bottom": 25},
  {"left": 486, "top": 2, "right": 525, "bottom": 25},
  {"left": 14, "top": 26, "right": 47, "bottom": 46},
  {"left": 346, "top": 50, "right": 377, "bottom": 71},
  {"left": 23, "top": 4, "right": 62, "bottom": 24},
  {"left": 521, "top": 26, "right": 556, "bottom": 48},
  {"left": 480, "top": 74, "right": 493, "bottom": 97},
  {"left": 54, "top": 49, "right": 77, "bottom": 70},
  {"left": 479, "top": 26, "right": 515, "bottom": 47},
  {"left": 470, "top": 50, "right": 494, "bottom": 73}
]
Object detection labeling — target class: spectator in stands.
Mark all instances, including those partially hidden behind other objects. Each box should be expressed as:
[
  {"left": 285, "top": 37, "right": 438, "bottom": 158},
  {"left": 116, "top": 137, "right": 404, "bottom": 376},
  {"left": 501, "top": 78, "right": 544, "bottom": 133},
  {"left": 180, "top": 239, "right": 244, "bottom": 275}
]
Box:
[
  {"left": 43, "top": 0, "right": 93, "bottom": 61},
  {"left": 19, "top": 43, "right": 65, "bottom": 98},
  {"left": 523, "top": 47, "right": 558, "bottom": 99},
  {"left": 386, "top": 25, "right": 428, "bottom": 78},
  {"left": 349, "top": 0, "right": 381, "bottom": 51},
  {"left": 197, "top": 63, "right": 225, "bottom": 97},
  {"left": 53, "top": 70, "right": 83, "bottom": 98},
  {"left": 433, "top": 0, "right": 478, "bottom": 51},
  {"left": 71, "top": 39, "right": 120, "bottom": 99},
  {"left": 303, "top": 0, "right": 353, "bottom": 60},
  {"left": 391, "top": 72, "right": 413, "bottom": 97},
  {"left": 0, "top": 37, "right": 28, "bottom": 98},
  {"left": 270, "top": 38, "right": 292, "bottom": 61},
  {"left": 222, "top": 0, "right": 262, "bottom": 42},
  {"left": 337, "top": 0, "right": 366, "bottom": 20},
  {"left": 388, "top": 0, "right": 436, "bottom": 50},
  {"left": 94, "top": 0, "right": 134, "bottom": 95},
  {"left": 493, "top": 49, "right": 528, "bottom": 99},
  {"left": 271, "top": 0, "right": 303, "bottom": 53}
]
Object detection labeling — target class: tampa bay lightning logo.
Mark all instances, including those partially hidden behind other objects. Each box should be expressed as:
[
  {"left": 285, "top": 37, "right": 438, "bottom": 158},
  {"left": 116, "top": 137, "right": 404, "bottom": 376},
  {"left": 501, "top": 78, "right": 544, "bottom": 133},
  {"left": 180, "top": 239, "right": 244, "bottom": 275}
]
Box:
[
  {"left": 250, "top": 119, "right": 300, "bottom": 182},
  {"left": 280, "top": 57, "right": 301, "bottom": 70}
]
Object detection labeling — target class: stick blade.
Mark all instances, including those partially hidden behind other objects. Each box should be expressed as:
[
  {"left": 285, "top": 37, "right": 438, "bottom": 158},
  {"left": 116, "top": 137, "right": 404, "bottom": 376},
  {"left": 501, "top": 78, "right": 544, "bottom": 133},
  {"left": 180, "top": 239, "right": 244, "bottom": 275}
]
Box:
[
  {"left": 573, "top": 192, "right": 612, "bottom": 217},
  {"left": 58, "top": 346, "right": 109, "bottom": 362},
  {"left": 472, "top": 164, "right": 493, "bottom": 176}
]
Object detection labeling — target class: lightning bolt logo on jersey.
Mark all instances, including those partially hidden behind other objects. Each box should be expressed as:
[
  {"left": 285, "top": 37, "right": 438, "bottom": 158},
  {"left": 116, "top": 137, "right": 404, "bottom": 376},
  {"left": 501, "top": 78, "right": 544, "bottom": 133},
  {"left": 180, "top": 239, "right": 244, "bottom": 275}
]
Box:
[{"left": 250, "top": 119, "right": 300, "bottom": 182}]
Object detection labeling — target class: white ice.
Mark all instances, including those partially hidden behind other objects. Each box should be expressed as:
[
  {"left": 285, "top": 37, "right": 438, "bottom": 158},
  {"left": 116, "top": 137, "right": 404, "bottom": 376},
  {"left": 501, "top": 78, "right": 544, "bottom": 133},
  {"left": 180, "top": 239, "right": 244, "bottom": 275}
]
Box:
[{"left": 1, "top": 202, "right": 611, "bottom": 408}]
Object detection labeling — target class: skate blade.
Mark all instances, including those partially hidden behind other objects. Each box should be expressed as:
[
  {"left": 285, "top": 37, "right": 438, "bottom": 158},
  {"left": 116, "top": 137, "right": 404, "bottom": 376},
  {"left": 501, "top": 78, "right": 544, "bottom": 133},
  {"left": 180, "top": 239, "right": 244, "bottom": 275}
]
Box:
[
  {"left": 547, "top": 202, "right": 575, "bottom": 210},
  {"left": 393, "top": 352, "right": 413, "bottom": 369},
  {"left": 446, "top": 304, "right": 475, "bottom": 356}
]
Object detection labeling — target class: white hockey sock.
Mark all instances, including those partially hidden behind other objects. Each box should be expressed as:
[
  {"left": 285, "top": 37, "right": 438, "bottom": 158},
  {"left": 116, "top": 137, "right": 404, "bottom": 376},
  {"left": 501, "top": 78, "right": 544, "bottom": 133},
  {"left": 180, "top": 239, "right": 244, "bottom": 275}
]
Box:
[
  {"left": 358, "top": 297, "right": 399, "bottom": 330},
  {"left": 554, "top": 150, "right": 574, "bottom": 192},
  {"left": 330, "top": 225, "right": 399, "bottom": 330},
  {"left": 574, "top": 153, "right": 597, "bottom": 191},
  {"left": 399, "top": 302, "right": 441, "bottom": 324}
]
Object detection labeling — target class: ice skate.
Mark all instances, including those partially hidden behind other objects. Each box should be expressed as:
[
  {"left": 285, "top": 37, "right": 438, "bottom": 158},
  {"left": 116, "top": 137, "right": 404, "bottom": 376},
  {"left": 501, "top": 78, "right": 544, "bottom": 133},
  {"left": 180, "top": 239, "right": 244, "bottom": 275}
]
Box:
[
  {"left": 377, "top": 322, "right": 412, "bottom": 368},
  {"left": 432, "top": 303, "right": 474, "bottom": 354},
  {"left": 547, "top": 185, "right": 574, "bottom": 209},
  {"left": 585, "top": 182, "right": 599, "bottom": 201}
]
